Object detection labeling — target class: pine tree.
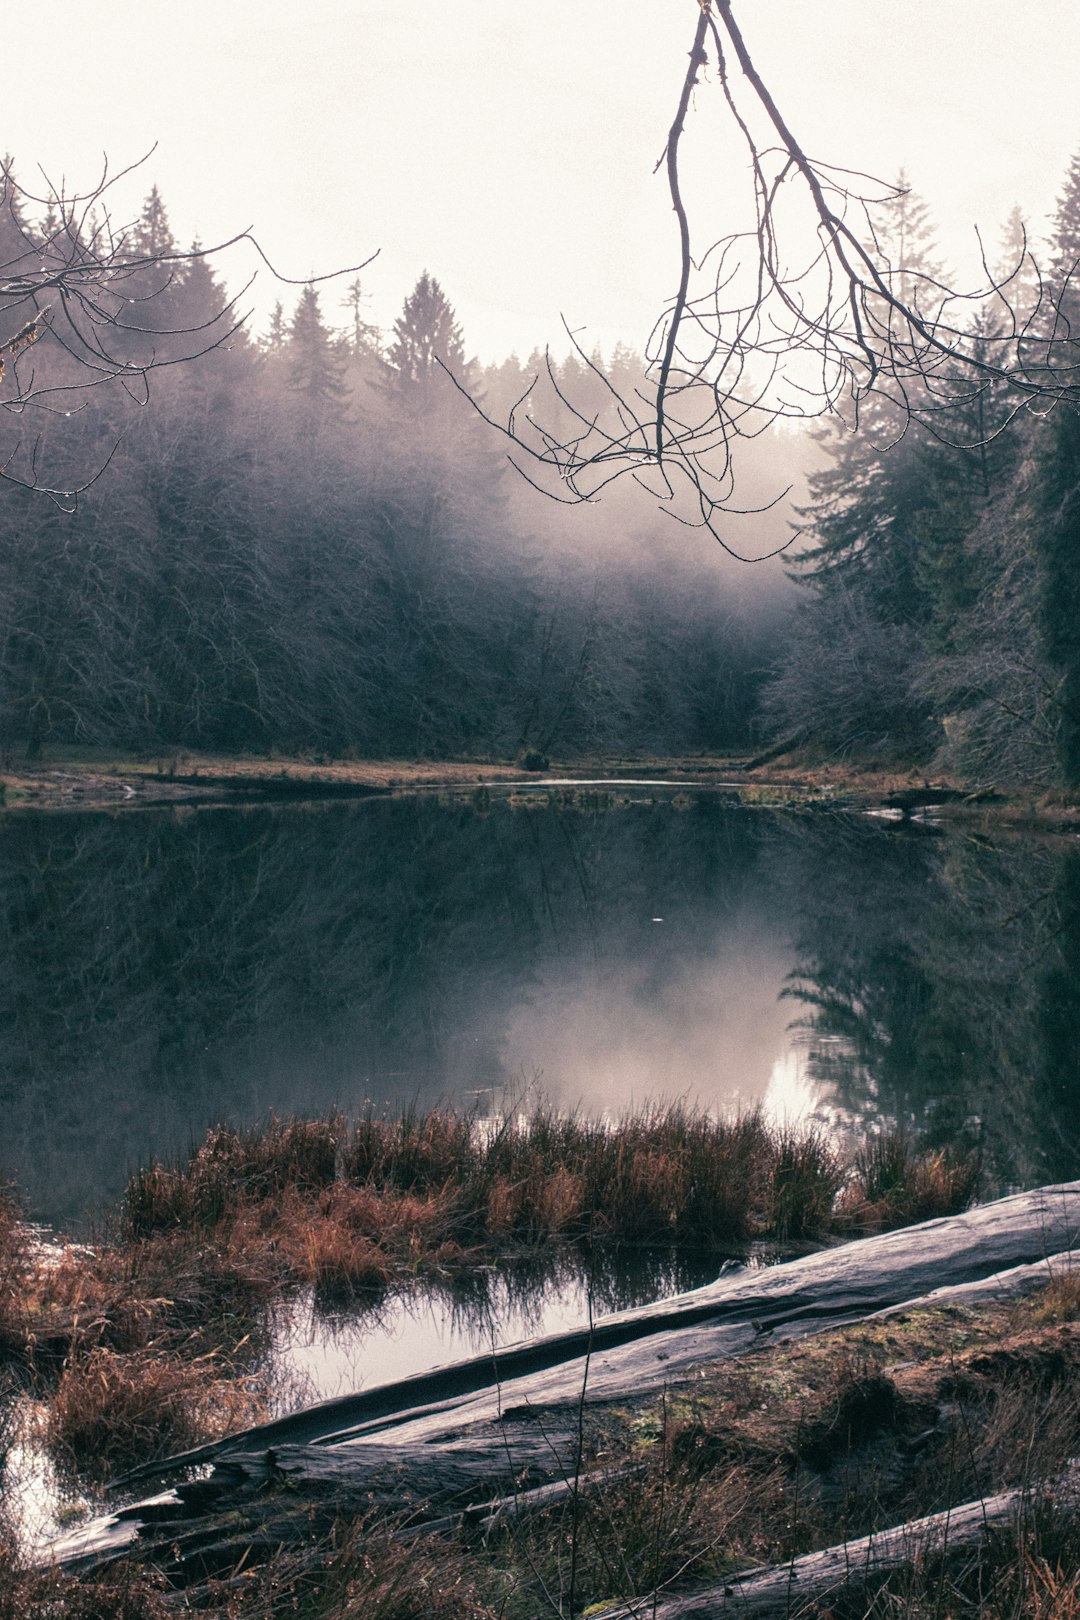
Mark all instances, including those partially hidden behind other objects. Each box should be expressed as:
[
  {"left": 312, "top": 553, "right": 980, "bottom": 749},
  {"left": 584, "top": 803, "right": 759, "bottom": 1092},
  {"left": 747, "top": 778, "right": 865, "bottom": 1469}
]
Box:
[
  {"left": 264, "top": 301, "right": 287, "bottom": 352},
  {"left": 341, "top": 278, "right": 380, "bottom": 359},
  {"left": 794, "top": 173, "right": 948, "bottom": 624},
  {"left": 131, "top": 185, "right": 175, "bottom": 260},
  {"left": 1033, "top": 402, "right": 1080, "bottom": 786},
  {"left": 1032, "top": 151, "right": 1080, "bottom": 786},
  {"left": 869, "top": 167, "right": 945, "bottom": 318},
  {"left": 0, "top": 156, "right": 39, "bottom": 349},
  {"left": 286, "top": 283, "right": 349, "bottom": 408},
  {"left": 1049, "top": 150, "right": 1080, "bottom": 286},
  {"left": 384, "top": 271, "right": 473, "bottom": 409}
]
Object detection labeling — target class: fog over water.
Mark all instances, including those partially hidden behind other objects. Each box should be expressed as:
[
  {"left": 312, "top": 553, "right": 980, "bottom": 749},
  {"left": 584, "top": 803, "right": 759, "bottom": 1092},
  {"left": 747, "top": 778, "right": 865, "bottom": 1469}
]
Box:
[{"left": 2, "top": 790, "right": 1077, "bottom": 1230}]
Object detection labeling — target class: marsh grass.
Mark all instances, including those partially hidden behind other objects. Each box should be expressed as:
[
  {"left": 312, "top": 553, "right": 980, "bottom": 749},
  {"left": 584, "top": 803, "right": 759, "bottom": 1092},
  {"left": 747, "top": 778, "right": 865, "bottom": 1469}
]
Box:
[
  {"left": 0, "top": 1107, "right": 982, "bottom": 1506},
  {"left": 0, "top": 1541, "right": 171, "bottom": 1620},
  {"left": 1032, "top": 1265, "right": 1080, "bottom": 1325},
  {"left": 5, "top": 1279, "right": 1079, "bottom": 1617},
  {"left": 45, "top": 1346, "right": 266, "bottom": 1479},
  {"left": 119, "top": 1104, "right": 974, "bottom": 1268},
  {"left": 841, "top": 1131, "right": 983, "bottom": 1232}
]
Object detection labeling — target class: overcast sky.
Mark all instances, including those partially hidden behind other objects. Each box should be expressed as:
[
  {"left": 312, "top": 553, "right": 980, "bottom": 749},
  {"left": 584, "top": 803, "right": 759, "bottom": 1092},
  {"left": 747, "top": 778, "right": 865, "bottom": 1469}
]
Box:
[{"left": 6, "top": 2, "right": 1080, "bottom": 362}]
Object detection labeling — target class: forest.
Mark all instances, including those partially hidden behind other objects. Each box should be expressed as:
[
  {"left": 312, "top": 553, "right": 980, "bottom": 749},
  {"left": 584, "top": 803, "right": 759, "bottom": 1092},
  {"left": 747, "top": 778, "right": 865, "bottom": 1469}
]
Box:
[{"left": 1, "top": 152, "right": 1080, "bottom": 786}]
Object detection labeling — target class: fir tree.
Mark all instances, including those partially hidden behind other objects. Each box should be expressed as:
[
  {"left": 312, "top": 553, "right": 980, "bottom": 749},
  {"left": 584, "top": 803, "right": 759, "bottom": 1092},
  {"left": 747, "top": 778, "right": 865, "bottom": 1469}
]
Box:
[
  {"left": 384, "top": 271, "right": 473, "bottom": 408},
  {"left": 287, "top": 283, "right": 349, "bottom": 407}
]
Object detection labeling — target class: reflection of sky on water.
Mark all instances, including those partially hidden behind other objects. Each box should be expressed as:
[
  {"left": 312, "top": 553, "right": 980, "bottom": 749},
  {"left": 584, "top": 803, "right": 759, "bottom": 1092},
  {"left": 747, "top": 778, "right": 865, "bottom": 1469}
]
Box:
[
  {"left": 274, "top": 1275, "right": 612, "bottom": 1403},
  {"left": 2, "top": 791, "right": 1076, "bottom": 1227},
  {"left": 499, "top": 926, "right": 797, "bottom": 1119}
]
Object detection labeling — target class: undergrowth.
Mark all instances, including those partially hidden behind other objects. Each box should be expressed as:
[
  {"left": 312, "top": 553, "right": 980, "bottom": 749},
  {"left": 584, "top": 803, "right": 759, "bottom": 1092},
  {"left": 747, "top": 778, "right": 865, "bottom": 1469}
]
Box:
[{"left": 0, "top": 1106, "right": 985, "bottom": 1567}]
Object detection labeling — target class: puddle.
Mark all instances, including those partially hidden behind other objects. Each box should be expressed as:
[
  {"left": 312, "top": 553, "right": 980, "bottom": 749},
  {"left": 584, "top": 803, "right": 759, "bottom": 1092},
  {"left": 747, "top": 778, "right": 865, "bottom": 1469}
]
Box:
[{"left": 1, "top": 1246, "right": 733, "bottom": 1555}]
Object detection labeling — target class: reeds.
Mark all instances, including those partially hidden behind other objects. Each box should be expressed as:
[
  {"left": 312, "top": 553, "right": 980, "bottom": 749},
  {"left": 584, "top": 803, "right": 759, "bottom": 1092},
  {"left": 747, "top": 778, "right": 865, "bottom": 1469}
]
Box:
[
  {"left": 0, "top": 1106, "right": 982, "bottom": 1511},
  {"left": 840, "top": 1131, "right": 983, "bottom": 1232},
  {"left": 121, "top": 1104, "right": 971, "bottom": 1267},
  {"left": 45, "top": 1346, "right": 265, "bottom": 1478}
]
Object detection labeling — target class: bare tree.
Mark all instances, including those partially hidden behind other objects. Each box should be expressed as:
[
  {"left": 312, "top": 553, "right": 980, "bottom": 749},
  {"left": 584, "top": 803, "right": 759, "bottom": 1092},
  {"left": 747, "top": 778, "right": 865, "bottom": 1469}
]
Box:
[
  {"left": 0, "top": 151, "right": 374, "bottom": 508},
  {"left": 464, "top": 2, "right": 1076, "bottom": 554}
]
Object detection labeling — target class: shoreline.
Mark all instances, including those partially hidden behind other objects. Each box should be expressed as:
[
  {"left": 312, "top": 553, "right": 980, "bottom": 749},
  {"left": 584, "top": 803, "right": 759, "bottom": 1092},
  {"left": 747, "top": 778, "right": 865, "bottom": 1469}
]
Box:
[{"left": 3, "top": 750, "right": 1079, "bottom": 830}]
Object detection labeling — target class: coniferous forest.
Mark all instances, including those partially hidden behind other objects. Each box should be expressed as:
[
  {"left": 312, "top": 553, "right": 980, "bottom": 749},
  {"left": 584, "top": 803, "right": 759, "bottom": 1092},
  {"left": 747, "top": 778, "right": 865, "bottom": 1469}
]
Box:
[
  {"left": 763, "top": 159, "right": 1080, "bottom": 791},
  {"left": 3, "top": 155, "right": 1080, "bottom": 786},
  {"left": 0, "top": 175, "right": 794, "bottom": 764}
]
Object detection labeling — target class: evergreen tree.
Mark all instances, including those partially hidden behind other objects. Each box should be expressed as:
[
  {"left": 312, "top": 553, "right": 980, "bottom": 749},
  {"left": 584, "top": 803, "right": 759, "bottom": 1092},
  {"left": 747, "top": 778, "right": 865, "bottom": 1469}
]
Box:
[
  {"left": 1030, "top": 152, "right": 1080, "bottom": 786},
  {"left": 286, "top": 283, "right": 349, "bottom": 408},
  {"left": 264, "top": 301, "right": 287, "bottom": 352},
  {"left": 341, "top": 278, "right": 380, "bottom": 359},
  {"left": 384, "top": 271, "right": 474, "bottom": 409},
  {"left": 1032, "top": 402, "right": 1080, "bottom": 785},
  {"left": 1049, "top": 150, "right": 1080, "bottom": 287},
  {"left": 0, "top": 156, "right": 40, "bottom": 350}
]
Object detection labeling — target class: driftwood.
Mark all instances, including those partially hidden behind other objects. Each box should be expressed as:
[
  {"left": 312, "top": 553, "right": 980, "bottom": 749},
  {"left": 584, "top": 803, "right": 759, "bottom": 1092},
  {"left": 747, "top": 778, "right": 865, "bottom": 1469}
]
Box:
[
  {"left": 50, "top": 1182, "right": 1079, "bottom": 1578},
  {"left": 596, "top": 1460, "right": 1080, "bottom": 1618}
]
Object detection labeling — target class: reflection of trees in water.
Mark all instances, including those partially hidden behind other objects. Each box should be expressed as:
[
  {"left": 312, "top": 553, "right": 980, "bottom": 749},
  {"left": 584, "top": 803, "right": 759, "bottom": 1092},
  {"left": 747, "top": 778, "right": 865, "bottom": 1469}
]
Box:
[
  {"left": 775, "top": 819, "right": 1079, "bottom": 1187},
  {"left": 272, "top": 1242, "right": 725, "bottom": 1409},
  {"left": 0, "top": 797, "right": 768, "bottom": 1225},
  {"left": 3, "top": 798, "right": 1075, "bottom": 1226},
  {"left": 438, "top": 1242, "right": 723, "bottom": 1339}
]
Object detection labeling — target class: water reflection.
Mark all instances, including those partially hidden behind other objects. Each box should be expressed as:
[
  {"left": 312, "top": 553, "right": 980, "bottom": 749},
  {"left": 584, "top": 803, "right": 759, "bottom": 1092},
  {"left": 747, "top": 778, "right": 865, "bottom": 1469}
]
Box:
[
  {"left": 1, "top": 791, "right": 1077, "bottom": 1227},
  {"left": 273, "top": 1245, "right": 725, "bottom": 1405}
]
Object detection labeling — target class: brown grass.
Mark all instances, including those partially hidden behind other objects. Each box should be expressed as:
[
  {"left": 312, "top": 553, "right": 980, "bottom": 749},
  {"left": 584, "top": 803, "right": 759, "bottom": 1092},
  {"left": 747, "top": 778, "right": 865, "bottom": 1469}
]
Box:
[
  {"left": 6, "top": 1280, "right": 1080, "bottom": 1616},
  {"left": 122, "top": 1105, "right": 976, "bottom": 1262},
  {"left": 839, "top": 1130, "right": 983, "bottom": 1231},
  {"left": 0, "top": 1540, "right": 171, "bottom": 1620},
  {"left": 45, "top": 1345, "right": 266, "bottom": 1478},
  {"left": 1032, "top": 1265, "right": 1080, "bottom": 1325},
  {"left": 0, "top": 1108, "right": 983, "bottom": 1503}
]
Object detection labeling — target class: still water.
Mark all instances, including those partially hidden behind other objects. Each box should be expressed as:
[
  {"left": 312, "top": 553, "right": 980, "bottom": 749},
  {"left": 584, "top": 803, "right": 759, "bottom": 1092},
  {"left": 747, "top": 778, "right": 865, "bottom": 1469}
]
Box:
[{"left": 2, "top": 786, "right": 1078, "bottom": 1228}]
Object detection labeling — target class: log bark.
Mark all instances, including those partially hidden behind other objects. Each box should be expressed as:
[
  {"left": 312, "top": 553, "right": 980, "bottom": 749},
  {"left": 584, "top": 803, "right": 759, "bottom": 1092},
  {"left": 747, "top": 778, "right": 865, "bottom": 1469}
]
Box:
[
  {"left": 51, "top": 1182, "right": 1079, "bottom": 1575},
  {"left": 594, "top": 1460, "right": 1080, "bottom": 1618}
]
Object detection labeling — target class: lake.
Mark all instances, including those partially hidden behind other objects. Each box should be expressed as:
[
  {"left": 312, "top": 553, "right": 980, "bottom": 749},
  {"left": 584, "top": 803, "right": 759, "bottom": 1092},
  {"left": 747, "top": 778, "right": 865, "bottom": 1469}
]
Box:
[{"left": 2, "top": 785, "right": 1078, "bottom": 1230}]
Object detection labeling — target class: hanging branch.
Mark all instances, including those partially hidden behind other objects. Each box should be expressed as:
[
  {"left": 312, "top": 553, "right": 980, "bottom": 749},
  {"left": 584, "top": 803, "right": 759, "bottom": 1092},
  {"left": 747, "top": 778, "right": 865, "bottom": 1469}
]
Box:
[
  {"left": 460, "top": 0, "right": 1075, "bottom": 551},
  {"left": 0, "top": 151, "right": 377, "bottom": 507}
]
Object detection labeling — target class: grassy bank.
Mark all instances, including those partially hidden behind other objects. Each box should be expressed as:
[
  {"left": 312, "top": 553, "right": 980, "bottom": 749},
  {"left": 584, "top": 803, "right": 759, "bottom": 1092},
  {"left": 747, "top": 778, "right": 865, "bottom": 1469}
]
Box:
[
  {"left": 5, "top": 746, "right": 1079, "bottom": 827},
  {"left": 7, "top": 1104, "right": 1065, "bottom": 1618},
  {"left": 0, "top": 1108, "right": 979, "bottom": 1476},
  {"left": 2, "top": 1273, "right": 1078, "bottom": 1617}
]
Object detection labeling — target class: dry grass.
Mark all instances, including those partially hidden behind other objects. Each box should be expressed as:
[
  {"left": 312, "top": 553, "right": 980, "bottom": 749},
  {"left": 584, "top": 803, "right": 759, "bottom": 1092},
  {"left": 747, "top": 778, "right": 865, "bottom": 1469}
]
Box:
[
  {"left": 45, "top": 1346, "right": 266, "bottom": 1479},
  {"left": 1032, "top": 1266, "right": 1080, "bottom": 1325},
  {"left": 121, "top": 1105, "right": 971, "bottom": 1267},
  {"left": 209, "top": 1515, "right": 503, "bottom": 1620},
  {"left": 0, "top": 1108, "right": 983, "bottom": 1504},
  {"left": 0, "top": 1184, "right": 34, "bottom": 1358},
  {"left": 0, "top": 1540, "right": 171, "bottom": 1620},
  {"left": 840, "top": 1131, "right": 983, "bottom": 1232},
  {"left": 5, "top": 1283, "right": 1080, "bottom": 1617}
]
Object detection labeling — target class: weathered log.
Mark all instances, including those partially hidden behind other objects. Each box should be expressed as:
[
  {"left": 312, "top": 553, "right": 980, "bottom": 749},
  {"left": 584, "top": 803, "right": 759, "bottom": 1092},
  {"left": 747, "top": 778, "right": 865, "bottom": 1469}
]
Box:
[
  {"left": 117, "top": 1181, "right": 1080, "bottom": 1482},
  {"left": 51, "top": 1184, "right": 1079, "bottom": 1574},
  {"left": 594, "top": 1459, "right": 1080, "bottom": 1618}
]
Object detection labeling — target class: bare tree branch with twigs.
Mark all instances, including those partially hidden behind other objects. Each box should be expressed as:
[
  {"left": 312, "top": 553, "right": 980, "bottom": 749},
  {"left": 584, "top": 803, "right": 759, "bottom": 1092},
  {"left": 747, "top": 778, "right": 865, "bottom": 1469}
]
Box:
[
  {"left": 0, "top": 150, "right": 376, "bottom": 509},
  {"left": 454, "top": 1, "right": 1079, "bottom": 557}
]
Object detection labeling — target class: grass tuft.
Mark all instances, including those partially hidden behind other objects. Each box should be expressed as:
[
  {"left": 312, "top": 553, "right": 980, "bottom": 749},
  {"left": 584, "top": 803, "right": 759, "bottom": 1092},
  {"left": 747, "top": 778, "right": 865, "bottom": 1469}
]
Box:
[
  {"left": 45, "top": 1345, "right": 265, "bottom": 1478},
  {"left": 841, "top": 1130, "right": 982, "bottom": 1231}
]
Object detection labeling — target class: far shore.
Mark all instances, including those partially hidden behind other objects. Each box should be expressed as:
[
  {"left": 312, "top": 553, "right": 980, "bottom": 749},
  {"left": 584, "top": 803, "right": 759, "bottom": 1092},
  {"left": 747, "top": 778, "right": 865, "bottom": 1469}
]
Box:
[{"left": 2, "top": 748, "right": 1079, "bottom": 829}]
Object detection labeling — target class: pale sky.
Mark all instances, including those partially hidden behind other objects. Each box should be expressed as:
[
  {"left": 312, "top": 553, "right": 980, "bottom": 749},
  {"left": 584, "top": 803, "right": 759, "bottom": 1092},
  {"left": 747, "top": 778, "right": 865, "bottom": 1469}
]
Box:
[{"left": 6, "top": 2, "right": 1079, "bottom": 362}]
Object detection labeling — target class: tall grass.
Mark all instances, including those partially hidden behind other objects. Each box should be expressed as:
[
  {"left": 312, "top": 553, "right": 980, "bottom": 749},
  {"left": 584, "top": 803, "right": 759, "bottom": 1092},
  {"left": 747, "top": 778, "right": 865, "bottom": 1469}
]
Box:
[
  {"left": 120, "top": 1104, "right": 978, "bottom": 1267},
  {"left": 0, "top": 1106, "right": 982, "bottom": 1501},
  {"left": 841, "top": 1131, "right": 983, "bottom": 1232}
]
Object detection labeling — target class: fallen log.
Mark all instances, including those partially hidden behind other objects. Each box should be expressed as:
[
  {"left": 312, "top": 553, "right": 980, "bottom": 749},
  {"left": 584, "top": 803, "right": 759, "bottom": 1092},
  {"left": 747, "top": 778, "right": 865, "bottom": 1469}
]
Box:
[
  {"left": 51, "top": 1183, "right": 1079, "bottom": 1575},
  {"left": 118, "top": 1180, "right": 1080, "bottom": 1479},
  {"left": 594, "top": 1459, "right": 1080, "bottom": 1618}
]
